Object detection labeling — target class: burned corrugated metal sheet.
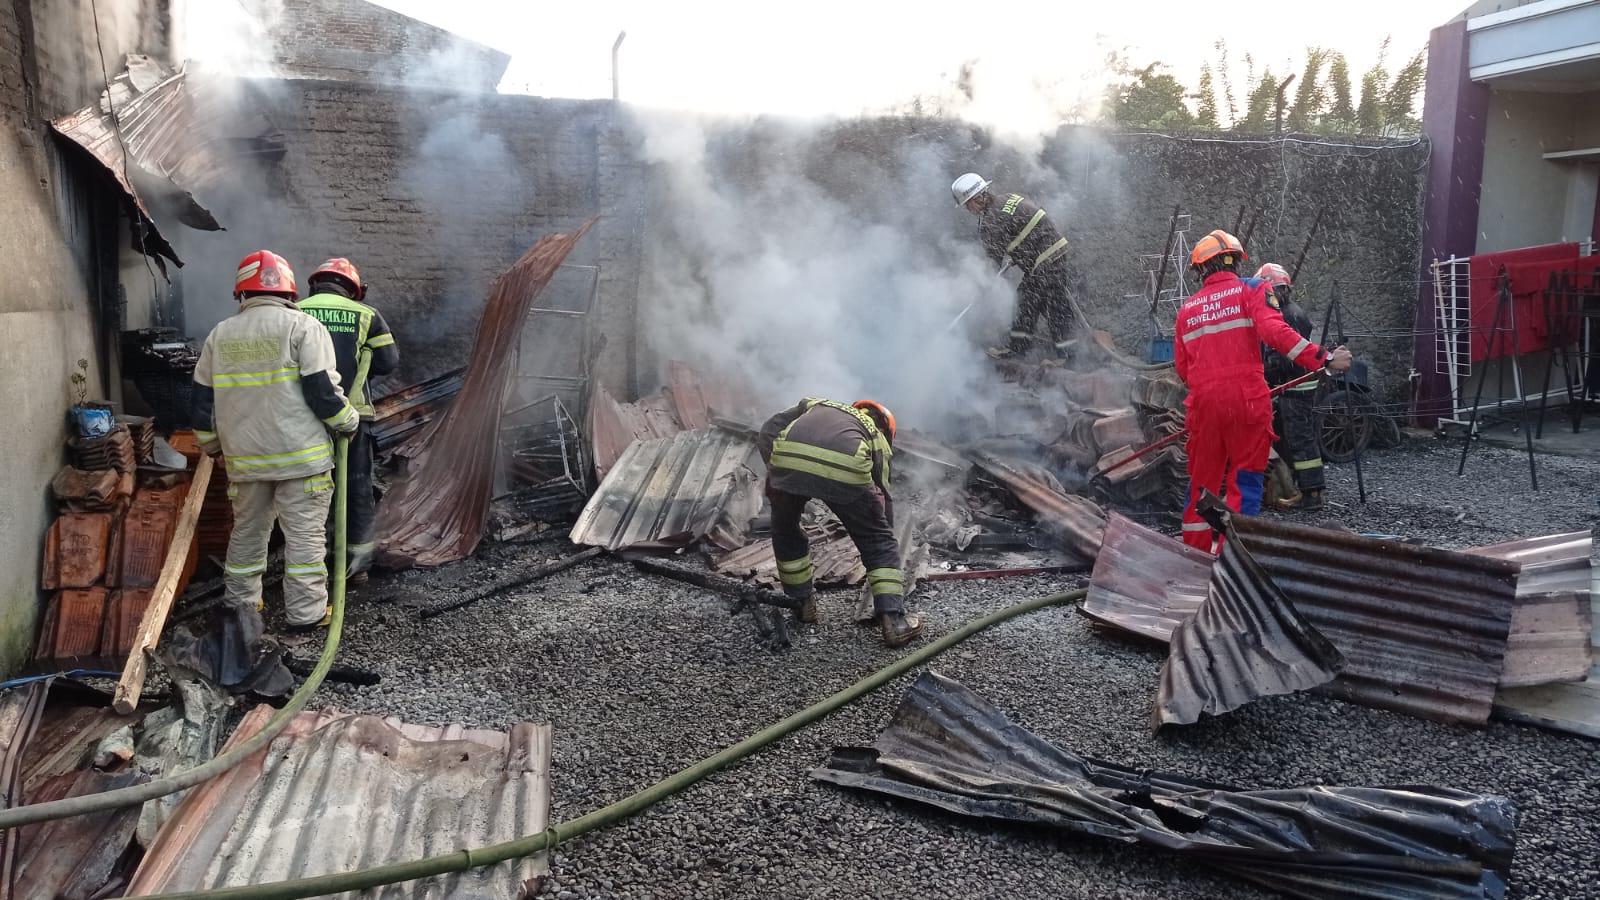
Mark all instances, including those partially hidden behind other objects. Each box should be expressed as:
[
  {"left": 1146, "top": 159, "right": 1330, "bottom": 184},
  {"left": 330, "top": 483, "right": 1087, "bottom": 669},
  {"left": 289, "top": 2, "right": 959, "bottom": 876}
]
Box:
[
  {"left": 588, "top": 384, "right": 683, "bottom": 482},
  {"left": 588, "top": 362, "right": 753, "bottom": 481},
  {"left": 127, "top": 706, "right": 551, "bottom": 898},
  {"left": 0, "top": 682, "right": 50, "bottom": 892},
  {"left": 13, "top": 768, "right": 144, "bottom": 900},
  {"left": 49, "top": 62, "right": 227, "bottom": 267},
  {"left": 370, "top": 368, "right": 464, "bottom": 457},
  {"left": 571, "top": 428, "right": 762, "bottom": 552},
  {"left": 21, "top": 700, "right": 145, "bottom": 798},
  {"left": 1156, "top": 522, "right": 1344, "bottom": 728},
  {"left": 1232, "top": 516, "right": 1521, "bottom": 725},
  {"left": 815, "top": 672, "right": 1518, "bottom": 900},
  {"left": 1082, "top": 512, "right": 1208, "bottom": 642},
  {"left": 377, "top": 220, "right": 595, "bottom": 569},
  {"left": 968, "top": 451, "right": 1106, "bottom": 561},
  {"left": 711, "top": 522, "right": 866, "bottom": 587},
  {"left": 1469, "top": 532, "right": 1593, "bottom": 688}
]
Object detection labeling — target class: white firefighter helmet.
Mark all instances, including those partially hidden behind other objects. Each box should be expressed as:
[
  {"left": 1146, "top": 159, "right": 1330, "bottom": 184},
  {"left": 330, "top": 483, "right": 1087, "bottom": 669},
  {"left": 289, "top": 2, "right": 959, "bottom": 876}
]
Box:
[{"left": 951, "top": 172, "right": 991, "bottom": 206}]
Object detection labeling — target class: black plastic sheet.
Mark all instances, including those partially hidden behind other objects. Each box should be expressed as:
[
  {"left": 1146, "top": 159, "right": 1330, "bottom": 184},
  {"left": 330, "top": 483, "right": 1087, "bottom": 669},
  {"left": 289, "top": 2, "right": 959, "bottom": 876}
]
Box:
[{"left": 813, "top": 673, "right": 1516, "bottom": 900}]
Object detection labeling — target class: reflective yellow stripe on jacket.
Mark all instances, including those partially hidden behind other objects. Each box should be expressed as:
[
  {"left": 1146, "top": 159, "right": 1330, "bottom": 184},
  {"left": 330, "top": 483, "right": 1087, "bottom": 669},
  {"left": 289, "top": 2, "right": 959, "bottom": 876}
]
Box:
[{"left": 769, "top": 398, "right": 891, "bottom": 487}]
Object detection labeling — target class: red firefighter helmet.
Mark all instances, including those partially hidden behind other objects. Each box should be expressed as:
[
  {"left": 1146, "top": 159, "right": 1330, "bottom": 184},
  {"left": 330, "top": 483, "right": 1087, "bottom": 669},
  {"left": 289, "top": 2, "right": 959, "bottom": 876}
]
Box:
[
  {"left": 308, "top": 257, "right": 364, "bottom": 298},
  {"left": 233, "top": 250, "right": 298, "bottom": 299},
  {"left": 1254, "top": 262, "right": 1291, "bottom": 289},
  {"left": 1189, "top": 229, "right": 1248, "bottom": 268},
  {"left": 852, "top": 399, "right": 897, "bottom": 442}
]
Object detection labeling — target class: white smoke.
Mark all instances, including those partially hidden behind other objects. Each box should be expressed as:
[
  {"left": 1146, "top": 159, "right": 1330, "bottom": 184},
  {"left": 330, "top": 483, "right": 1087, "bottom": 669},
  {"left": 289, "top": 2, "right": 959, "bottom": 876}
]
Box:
[
  {"left": 634, "top": 109, "right": 1043, "bottom": 440},
  {"left": 169, "top": 0, "right": 284, "bottom": 78}
]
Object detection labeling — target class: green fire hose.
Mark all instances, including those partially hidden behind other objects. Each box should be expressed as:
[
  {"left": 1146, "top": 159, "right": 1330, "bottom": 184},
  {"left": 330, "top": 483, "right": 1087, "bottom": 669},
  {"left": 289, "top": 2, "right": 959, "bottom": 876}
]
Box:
[
  {"left": 0, "top": 436, "right": 352, "bottom": 830},
  {"left": 146, "top": 586, "right": 1088, "bottom": 900}
]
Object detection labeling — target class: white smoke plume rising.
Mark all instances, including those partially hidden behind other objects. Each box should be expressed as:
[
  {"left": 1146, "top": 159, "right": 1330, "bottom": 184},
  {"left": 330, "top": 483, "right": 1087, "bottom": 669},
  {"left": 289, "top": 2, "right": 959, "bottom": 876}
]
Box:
[{"left": 632, "top": 109, "right": 1125, "bottom": 443}]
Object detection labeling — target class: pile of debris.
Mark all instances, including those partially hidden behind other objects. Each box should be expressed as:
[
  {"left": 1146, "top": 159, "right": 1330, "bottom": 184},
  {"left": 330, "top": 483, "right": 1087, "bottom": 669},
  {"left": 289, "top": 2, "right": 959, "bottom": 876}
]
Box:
[{"left": 37, "top": 412, "right": 206, "bottom": 672}]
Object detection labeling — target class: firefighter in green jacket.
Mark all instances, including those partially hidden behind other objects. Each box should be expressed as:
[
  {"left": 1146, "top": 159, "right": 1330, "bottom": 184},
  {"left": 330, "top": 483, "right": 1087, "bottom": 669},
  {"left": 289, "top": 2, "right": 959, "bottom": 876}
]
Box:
[
  {"left": 298, "top": 258, "right": 399, "bottom": 582},
  {"left": 755, "top": 398, "right": 922, "bottom": 647}
]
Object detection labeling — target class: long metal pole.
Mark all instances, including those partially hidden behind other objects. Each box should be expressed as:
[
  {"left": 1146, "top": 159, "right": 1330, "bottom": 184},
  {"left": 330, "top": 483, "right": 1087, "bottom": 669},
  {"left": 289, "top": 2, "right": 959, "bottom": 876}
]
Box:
[{"left": 612, "top": 31, "right": 627, "bottom": 101}]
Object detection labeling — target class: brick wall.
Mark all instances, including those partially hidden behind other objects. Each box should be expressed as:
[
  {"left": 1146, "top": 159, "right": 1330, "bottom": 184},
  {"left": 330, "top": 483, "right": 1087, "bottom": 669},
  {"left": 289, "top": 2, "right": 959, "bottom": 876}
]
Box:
[
  {"left": 167, "top": 86, "right": 1424, "bottom": 416},
  {"left": 169, "top": 80, "right": 637, "bottom": 396},
  {"left": 269, "top": 0, "right": 508, "bottom": 91}
]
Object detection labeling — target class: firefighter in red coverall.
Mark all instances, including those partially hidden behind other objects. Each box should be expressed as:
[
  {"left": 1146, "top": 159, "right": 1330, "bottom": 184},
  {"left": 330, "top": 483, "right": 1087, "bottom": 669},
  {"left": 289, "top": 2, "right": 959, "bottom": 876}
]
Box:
[{"left": 1173, "top": 230, "right": 1353, "bottom": 551}]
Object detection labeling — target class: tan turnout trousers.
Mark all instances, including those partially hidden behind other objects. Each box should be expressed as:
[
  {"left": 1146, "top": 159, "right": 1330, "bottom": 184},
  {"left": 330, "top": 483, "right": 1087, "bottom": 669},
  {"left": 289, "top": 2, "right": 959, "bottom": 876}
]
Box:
[{"left": 224, "top": 473, "right": 334, "bottom": 626}]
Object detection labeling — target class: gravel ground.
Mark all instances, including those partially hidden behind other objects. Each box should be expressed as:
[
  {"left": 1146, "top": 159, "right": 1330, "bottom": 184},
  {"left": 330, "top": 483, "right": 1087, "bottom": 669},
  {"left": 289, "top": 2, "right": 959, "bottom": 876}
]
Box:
[{"left": 304, "top": 436, "right": 1600, "bottom": 900}]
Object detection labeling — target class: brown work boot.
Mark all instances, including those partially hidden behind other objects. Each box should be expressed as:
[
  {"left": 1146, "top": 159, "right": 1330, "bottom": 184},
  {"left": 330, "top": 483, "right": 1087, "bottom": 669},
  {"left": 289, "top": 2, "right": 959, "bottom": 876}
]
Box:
[
  {"left": 786, "top": 584, "right": 818, "bottom": 624},
  {"left": 794, "top": 594, "right": 818, "bottom": 624},
  {"left": 1271, "top": 490, "right": 1304, "bottom": 511},
  {"left": 878, "top": 611, "right": 923, "bottom": 648},
  {"left": 1286, "top": 489, "right": 1325, "bottom": 511}
]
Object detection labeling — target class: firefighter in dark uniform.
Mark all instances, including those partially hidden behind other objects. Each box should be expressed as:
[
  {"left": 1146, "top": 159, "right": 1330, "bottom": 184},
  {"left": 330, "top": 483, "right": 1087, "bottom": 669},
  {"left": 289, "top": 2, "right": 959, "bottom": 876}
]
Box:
[
  {"left": 298, "top": 258, "right": 400, "bottom": 581},
  {"left": 1254, "top": 263, "right": 1325, "bottom": 510},
  {"left": 755, "top": 398, "right": 922, "bottom": 647},
  {"left": 952, "top": 172, "right": 1084, "bottom": 359}
]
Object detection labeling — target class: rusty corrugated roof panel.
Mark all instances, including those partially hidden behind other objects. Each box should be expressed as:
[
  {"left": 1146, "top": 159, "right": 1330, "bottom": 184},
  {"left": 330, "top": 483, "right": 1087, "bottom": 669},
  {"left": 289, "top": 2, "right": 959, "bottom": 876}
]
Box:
[
  {"left": 49, "top": 62, "right": 228, "bottom": 267},
  {"left": 1232, "top": 516, "right": 1520, "bottom": 725},
  {"left": 0, "top": 682, "right": 50, "bottom": 891},
  {"left": 14, "top": 768, "right": 144, "bottom": 899},
  {"left": 1082, "top": 513, "right": 1209, "bottom": 642},
  {"left": 1156, "top": 522, "right": 1344, "bottom": 727},
  {"left": 571, "top": 428, "right": 762, "bottom": 552},
  {"left": 377, "top": 221, "right": 595, "bottom": 569},
  {"left": 588, "top": 362, "right": 752, "bottom": 482},
  {"left": 968, "top": 452, "right": 1106, "bottom": 561},
  {"left": 1493, "top": 661, "right": 1600, "bottom": 740},
  {"left": 127, "top": 706, "right": 551, "bottom": 898},
  {"left": 711, "top": 522, "right": 866, "bottom": 587},
  {"left": 588, "top": 384, "right": 684, "bottom": 483}
]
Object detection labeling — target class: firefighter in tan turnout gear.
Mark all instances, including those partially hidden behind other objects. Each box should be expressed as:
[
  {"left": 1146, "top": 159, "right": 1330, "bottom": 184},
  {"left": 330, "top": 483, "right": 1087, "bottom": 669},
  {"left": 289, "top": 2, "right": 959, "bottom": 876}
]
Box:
[
  {"left": 193, "top": 250, "right": 360, "bottom": 632},
  {"left": 756, "top": 398, "right": 923, "bottom": 647}
]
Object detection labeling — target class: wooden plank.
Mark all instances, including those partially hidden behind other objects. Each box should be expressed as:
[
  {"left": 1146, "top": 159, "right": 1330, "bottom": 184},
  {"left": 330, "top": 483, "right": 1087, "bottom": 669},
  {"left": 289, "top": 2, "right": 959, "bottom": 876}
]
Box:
[{"left": 113, "top": 454, "right": 213, "bottom": 715}]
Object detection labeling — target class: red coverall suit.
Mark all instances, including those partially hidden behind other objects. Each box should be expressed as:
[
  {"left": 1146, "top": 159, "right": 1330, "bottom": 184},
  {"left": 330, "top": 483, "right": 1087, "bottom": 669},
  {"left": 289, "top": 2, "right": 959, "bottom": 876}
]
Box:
[{"left": 1174, "top": 271, "right": 1329, "bottom": 550}]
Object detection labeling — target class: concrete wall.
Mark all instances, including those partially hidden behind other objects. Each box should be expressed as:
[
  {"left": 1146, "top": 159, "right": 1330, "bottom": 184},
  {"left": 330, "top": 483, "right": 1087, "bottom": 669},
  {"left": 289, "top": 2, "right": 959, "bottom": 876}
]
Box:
[
  {"left": 0, "top": 1, "right": 142, "bottom": 676},
  {"left": 1476, "top": 89, "right": 1597, "bottom": 251}
]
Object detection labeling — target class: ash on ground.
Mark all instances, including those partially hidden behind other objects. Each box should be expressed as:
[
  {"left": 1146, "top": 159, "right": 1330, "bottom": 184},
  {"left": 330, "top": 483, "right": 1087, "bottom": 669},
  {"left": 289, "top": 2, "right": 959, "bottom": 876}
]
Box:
[{"left": 317, "top": 437, "right": 1600, "bottom": 900}]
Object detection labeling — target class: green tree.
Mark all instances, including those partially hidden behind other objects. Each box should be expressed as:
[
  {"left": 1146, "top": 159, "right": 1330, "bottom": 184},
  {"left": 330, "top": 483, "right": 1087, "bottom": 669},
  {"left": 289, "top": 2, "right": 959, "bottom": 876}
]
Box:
[
  {"left": 1241, "top": 68, "right": 1278, "bottom": 132},
  {"left": 1103, "top": 61, "right": 1196, "bottom": 129},
  {"left": 1195, "top": 64, "right": 1219, "bottom": 128},
  {"left": 1383, "top": 50, "right": 1427, "bottom": 130},
  {"left": 1326, "top": 53, "right": 1355, "bottom": 126},
  {"left": 1214, "top": 40, "right": 1238, "bottom": 126},
  {"left": 1286, "top": 49, "right": 1327, "bottom": 132}
]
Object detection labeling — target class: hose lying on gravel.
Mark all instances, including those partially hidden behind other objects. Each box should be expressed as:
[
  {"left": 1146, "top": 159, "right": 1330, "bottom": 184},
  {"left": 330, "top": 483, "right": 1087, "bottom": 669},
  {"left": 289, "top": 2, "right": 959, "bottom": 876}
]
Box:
[
  {"left": 0, "top": 437, "right": 352, "bottom": 831},
  {"left": 144, "top": 586, "right": 1089, "bottom": 900}
]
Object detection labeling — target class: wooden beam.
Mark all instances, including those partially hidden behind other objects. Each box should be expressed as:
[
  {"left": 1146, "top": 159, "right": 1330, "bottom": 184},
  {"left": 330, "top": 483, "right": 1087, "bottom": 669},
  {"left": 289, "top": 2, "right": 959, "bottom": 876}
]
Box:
[{"left": 113, "top": 454, "right": 213, "bottom": 714}]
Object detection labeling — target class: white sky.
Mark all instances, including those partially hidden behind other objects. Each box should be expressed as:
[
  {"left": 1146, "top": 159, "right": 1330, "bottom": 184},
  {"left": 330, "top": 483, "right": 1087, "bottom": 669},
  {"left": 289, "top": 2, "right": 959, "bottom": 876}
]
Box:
[{"left": 372, "top": 0, "right": 1468, "bottom": 127}]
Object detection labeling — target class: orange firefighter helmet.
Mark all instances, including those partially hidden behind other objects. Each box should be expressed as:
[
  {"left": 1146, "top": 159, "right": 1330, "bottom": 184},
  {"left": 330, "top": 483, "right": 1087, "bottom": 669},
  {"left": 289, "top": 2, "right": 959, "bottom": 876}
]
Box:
[
  {"left": 1189, "top": 229, "right": 1248, "bottom": 269},
  {"left": 233, "top": 250, "right": 297, "bottom": 299},
  {"left": 309, "top": 257, "right": 365, "bottom": 299},
  {"left": 1254, "top": 262, "right": 1291, "bottom": 288},
  {"left": 852, "top": 399, "right": 897, "bottom": 442}
]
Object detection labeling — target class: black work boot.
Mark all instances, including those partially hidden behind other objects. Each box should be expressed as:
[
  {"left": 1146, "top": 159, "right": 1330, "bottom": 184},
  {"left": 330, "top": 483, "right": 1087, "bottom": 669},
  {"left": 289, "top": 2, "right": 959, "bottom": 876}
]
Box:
[
  {"left": 874, "top": 596, "right": 923, "bottom": 648},
  {"left": 786, "top": 583, "right": 818, "bottom": 624}
]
